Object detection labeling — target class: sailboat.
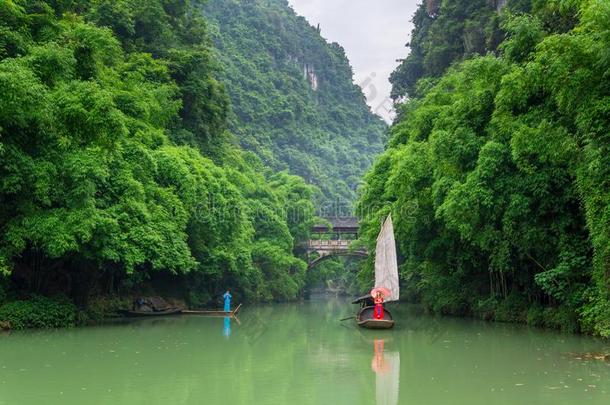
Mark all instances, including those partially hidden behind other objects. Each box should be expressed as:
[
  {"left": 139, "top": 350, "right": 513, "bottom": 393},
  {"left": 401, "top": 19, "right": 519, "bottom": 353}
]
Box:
[{"left": 353, "top": 215, "right": 399, "bottom": 329}]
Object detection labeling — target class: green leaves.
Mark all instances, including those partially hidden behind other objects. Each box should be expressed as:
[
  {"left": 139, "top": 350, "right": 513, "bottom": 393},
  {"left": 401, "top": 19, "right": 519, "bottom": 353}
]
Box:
[
  {"left": 361, "top": 0, "right": 609, "bottom": 334},
  {"left": 0, "top": 256, "right": 10, "bottom": 277},
  {"left": 0, "top": 0, "right": 323, "bottom": 307},
  {"left": 53, "top": 81, "right": 128, "bottom": 148},
  {"left": 534, "top": 251, "right": 589, "bottom": 303},
  {"left": 203, "top": 0, "right": 386, "bottom": 202},
  {"left": 26, "top": 42, "right": 76, "bottom": 86},
  {"left": 499, "top": 14, "right": 545, "bottom": 63},
  {"left": 0, "top": 295, "right": 77, "bottom": 329},
  {"left": 0, "top": 59, "right": 48, "bottom": 130}
]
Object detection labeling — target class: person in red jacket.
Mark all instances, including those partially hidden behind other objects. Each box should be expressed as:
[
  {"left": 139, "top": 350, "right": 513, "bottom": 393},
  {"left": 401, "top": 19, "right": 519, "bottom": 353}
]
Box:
[{"left": 373, "top": 291, "right": 384, "bottom": 320}]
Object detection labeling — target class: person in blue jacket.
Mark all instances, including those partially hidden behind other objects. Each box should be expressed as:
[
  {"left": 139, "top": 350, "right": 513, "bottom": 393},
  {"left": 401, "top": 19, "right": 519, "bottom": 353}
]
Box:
[{"left": 223, "top": 290, "right": 232, "bottom": 312}]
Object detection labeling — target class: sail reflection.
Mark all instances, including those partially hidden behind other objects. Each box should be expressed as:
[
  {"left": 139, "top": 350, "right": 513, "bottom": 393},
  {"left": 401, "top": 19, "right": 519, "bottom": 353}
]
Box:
[{"left": 371, "top": 339, "right": 400, "bottom": 405}]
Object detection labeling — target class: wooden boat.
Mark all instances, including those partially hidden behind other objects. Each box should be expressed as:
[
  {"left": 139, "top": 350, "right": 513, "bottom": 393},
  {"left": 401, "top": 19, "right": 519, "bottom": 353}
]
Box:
[
  {"left": 182, "top": 303, "right": 242, "bottom": 317},
  {"left": 353, "top": 215, "right": 399, "bottom": 329},
  {"left": 357, "top": 306, "right": 395, "bottom": 329},
  {"left": 121, "top": 308, "right": 182, "bottom": 317},
  {"left": 352, "top": 296, "right": 395, "bottom": 329}
]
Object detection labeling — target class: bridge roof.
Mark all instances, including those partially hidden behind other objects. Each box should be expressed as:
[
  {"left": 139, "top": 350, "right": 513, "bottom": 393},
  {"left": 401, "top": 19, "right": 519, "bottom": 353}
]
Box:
[{"left": 312, "top": 216, "right": 359, "bottom": 233}]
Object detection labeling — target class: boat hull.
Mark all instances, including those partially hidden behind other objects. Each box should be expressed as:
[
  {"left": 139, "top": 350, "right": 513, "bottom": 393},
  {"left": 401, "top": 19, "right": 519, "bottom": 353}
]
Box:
[{"left": 356, "top": 306, "right": 395, "bottom": 329}]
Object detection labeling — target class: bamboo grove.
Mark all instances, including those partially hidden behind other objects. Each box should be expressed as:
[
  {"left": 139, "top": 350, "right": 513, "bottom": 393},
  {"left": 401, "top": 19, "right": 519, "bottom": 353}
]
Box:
[
  {"left": 358, "top": 0, "right": 610, "bottom": 336},
  {"left": 1, "top": 0, "right": 358, "bottom": 320}
]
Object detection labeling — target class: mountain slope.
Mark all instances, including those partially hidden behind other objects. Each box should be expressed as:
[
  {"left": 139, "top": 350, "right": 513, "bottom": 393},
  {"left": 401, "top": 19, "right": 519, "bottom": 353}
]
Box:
[
  {"left": 390, "top": 0, "right": 581, "bottom": 100},
  {"left": 202, "top": 0, "right": 387, "bottom": 203},
  {"left": 0, "top": 0, "right": 320, "bottom": 319}
]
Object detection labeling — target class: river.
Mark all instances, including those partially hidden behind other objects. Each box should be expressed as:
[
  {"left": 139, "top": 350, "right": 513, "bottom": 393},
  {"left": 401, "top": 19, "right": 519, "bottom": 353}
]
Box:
[{"left": 0, "top": 298, "right": 609, "bottom": 404}]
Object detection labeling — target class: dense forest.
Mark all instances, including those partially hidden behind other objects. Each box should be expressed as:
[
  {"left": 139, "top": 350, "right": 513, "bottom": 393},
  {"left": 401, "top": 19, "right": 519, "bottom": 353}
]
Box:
[
  {"left": 202, "top": 0, "right": 387, "bottom": 202},
  {"left": 3, "top": 0, "right": 607, "bottom": 338},
  {"left": 0, "top": 0, "right": 381, "bottom": 329},
  {"left": 359, "top": 0, "right": 610, "bottom": 336}
]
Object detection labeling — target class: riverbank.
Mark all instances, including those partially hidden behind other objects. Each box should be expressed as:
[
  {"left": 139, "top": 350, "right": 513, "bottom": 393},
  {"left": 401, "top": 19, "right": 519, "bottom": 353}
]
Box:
[
  {"left": 0, "top": 288, "right": 606, "bottom": 341},
  {"left": 0, "top": 269, "right": 233, "bottom": 330},
  {"left": 0, "top": 295, "right": 131, "bottom": 330}
]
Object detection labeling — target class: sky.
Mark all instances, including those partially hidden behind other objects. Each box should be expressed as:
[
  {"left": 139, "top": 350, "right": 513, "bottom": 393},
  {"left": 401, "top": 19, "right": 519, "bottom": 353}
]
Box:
[{"left": 287, "top": 0, "right": 420, "bottom": 123}]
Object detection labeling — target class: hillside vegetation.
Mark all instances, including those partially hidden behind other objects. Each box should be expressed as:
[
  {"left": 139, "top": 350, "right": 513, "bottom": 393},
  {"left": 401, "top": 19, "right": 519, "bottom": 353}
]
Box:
[
  {"left": 0, "top": 0, "right": 337, "bottom": 327},
  {"left": 203, "top": 0, "right": 387, "bottom": 202},
  {"left": 359, "top": 0, "right": 610, "bottom": 336}
]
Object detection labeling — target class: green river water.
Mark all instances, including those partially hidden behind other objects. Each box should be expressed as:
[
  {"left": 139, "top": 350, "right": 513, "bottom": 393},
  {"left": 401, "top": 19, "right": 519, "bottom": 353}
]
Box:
[{"left": 1, "top": 298, "right": 609, "bottom": 405}]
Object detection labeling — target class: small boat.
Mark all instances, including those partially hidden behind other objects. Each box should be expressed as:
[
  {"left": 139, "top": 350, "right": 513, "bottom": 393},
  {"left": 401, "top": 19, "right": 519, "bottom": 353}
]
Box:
[
  {"left": 121, "top": 308, "right": 183, "bottom": 317},
  {"left": 353, "top": 296, "right": 395, "bottom": 329},
  {"left": 353, "top": 215, "right": 399, "bottom": 329},
  {"left": 182, "top": 303, "right": 242, "bottom": 317},
  {"left": 352, "top": 294, "right": 396, "bottom": 329}
]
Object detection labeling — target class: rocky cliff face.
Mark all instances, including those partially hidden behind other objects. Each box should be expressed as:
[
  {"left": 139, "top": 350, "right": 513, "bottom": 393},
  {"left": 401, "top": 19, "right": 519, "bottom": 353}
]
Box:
[
  {"left": 426, "top": 0, "right": 440, "bottom": 17},
  {"left": 496, "top": 0, "right": 507, "bottom": 11},
  {"left": 303, "top": 63, "right": 318, "bottom": 91}
]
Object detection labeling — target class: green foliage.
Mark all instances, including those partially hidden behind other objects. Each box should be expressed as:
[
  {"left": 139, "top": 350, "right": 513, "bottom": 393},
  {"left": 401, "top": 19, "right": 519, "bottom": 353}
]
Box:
[
  {"left": 499, "top": 14, "right": 545, "bottom": 62},
  {"left": 390, "top": 0, "right": 503, "bottom": 100},
  {"left": 361, "top": 0, "right": 610, "bottom": 336},
  {"left": 390, "top": 0, "right": 582, "bottom": 101},
  {"left": 252, "top": 241, "right": 306, "bottom": 301},
  {"left": 0, "top": 295, "right": 77, "bottom": 329},
  {"left": 306, "top": 256, "right": 362, "bottom": 295},
  {"left": 0, "top": 0, "right": 325, "bottom": 312},
  {"left": 82, "top": 295, "right": 131, "bottom": 323},
  {"left": 0, "top": 277, "right": 7, "bottom": 304},
  {"left": 581, "top": 294, "right": 610, "bottom": 338},
  {"left": 202, "top": 0, "right": 387, "bottom": 202},
  {"left": 493, "top": 293, "right": 529, "bottom": 323}
]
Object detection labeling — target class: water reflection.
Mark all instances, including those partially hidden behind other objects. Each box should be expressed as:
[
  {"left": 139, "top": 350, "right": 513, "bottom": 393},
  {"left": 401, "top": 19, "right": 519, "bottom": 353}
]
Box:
[
  {"left": 1, "top": 300, "right": 609, "bottom": 405},
  {"left": 241, "top": 310, "right": 270, "bottom": 346},
  {"left": 223, "top": 317, "right": 231, "bottom": 338},
  {"left": 371, "top": 339, "right": 400, "bottom": 405}
]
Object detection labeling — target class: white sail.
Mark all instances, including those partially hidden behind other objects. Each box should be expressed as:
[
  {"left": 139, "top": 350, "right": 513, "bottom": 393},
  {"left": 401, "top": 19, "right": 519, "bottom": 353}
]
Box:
[{"left": 374, "top": 215, "right": 399, "bottom": 302}]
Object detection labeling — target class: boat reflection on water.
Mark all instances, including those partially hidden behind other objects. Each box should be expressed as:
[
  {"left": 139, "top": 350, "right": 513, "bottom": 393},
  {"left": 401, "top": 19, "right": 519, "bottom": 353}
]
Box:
[{"left": 371, "top": 339, "right": 400, "bottom": 405}]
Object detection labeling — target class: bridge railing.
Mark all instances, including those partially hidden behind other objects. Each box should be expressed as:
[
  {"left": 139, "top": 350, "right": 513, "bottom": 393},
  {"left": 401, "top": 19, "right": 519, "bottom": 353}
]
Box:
[{"left": 307, "top": 239, "right": 352, "bottom": 249}]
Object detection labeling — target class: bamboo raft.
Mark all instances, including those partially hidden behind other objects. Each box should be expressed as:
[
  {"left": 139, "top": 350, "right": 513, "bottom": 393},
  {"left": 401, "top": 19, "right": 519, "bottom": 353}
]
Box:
[
  {"left": 122, "top": 294, "right": 244, "bottom": 319},
  {"left": 182, "top": 303, "right": 242, "bottom": 317}
]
